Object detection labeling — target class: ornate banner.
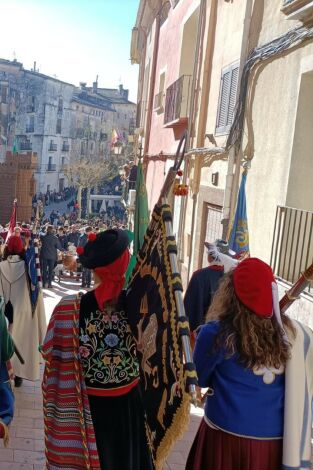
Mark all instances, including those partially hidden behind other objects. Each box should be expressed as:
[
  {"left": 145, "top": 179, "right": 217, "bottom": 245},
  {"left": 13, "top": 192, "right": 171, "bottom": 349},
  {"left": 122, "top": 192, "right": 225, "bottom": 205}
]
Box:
[{"left": 126, "top": 204, "right": 196, "bottom": 470}]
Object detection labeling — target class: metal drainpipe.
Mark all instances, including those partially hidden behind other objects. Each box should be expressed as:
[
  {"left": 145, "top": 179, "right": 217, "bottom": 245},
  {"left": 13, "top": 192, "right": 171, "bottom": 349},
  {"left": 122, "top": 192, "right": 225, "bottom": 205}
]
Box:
[
  {"left": 177, "top": 0, "right": 207, "bottom": 268},
  {"left": 186, "top": 0, "right": 219, "bottom": 281},
  {"left": 222, "top": 0, "right": 254, "bottom": 239},
  {"left": 143, "top": 9, "right": 161, "bottom": 158}
]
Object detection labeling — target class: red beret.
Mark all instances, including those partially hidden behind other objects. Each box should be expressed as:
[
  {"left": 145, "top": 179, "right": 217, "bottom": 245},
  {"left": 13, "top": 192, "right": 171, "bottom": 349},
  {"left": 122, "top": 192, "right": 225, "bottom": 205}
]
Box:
[
  {"left": 233, "top": 258, "right": 275, "bottom": 318},
  {"left": 7, "top": 235, "right": 24, "bottom": 255}
]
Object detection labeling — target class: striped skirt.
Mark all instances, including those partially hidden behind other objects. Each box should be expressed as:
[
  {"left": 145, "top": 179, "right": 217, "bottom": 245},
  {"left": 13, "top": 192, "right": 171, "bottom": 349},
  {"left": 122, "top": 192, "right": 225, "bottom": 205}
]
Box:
[{"left": 186, "top": 419, "right": 283, "bottom": 470}]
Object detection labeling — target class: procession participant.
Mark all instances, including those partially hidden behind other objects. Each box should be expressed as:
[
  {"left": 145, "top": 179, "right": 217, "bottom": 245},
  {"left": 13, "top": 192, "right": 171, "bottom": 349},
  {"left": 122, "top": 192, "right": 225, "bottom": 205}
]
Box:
[
  {"left": 184, "top": 241, "right": 238, "bottom": 334},
  {"left": 42, "top": 229, "right": 153, "bottom": 470},
  {"left": 78, "top": 226, "right": 93, "bottom": 288},
  {"left": 67, "top": 224, "right": 80, "bottom": 246},
  {"left": 186, "top": 258, "right": 313, "bottom": 470},
  {"left": 0, "top": 297, "right": 14, "bottom": 445},
  {"left": 0, "top": 236, "right": 46, "bottom": 387},
  {"left": 57, "top": 226, "right": 68, "bottom": 251},
  {"left": 40, "top": 225, "right": 62, "bottom": 288}
]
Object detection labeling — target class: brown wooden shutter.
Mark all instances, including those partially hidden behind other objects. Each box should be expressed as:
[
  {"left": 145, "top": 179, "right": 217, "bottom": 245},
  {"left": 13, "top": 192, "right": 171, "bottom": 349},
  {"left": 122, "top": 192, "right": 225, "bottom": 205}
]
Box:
[{"left": 216, "top": 62, "right": 239, "bottom": 135}]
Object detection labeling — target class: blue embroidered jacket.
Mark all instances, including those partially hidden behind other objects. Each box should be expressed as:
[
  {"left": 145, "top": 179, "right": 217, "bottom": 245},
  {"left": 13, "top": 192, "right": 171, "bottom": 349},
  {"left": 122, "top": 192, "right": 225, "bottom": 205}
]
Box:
[{"left": 194, "top": 321, "right": 285, "bottom": 439}]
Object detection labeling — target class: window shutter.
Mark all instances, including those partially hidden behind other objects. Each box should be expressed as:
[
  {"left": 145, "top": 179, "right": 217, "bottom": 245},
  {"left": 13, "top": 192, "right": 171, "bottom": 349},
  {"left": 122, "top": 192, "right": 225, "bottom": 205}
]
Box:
[
  {"left": 227, "top": 66, "right": 239, "bottom": 126},
  {"left": 216, "top": 70, "right": 231, "bottom": 131},
  {"left": 216, "top": 62, "right": 239, "bottom": 134}
]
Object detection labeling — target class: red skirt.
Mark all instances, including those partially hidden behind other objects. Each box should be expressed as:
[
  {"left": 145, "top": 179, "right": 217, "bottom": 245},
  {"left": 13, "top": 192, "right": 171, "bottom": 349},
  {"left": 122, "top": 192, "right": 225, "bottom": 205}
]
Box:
[{"left": 186, "top": 419, "right": 283, "bottom": 470}]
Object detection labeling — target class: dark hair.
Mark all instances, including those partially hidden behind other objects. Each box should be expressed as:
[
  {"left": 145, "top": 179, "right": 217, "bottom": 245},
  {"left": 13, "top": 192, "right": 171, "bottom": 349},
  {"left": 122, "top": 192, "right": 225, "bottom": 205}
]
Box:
[{"left": 206, "top": 271, "right": 296, "bottom": 369}]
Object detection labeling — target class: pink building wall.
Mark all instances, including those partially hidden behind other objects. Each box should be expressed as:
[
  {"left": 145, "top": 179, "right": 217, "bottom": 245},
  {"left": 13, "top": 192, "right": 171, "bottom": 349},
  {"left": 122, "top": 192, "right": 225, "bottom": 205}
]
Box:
[{"left": 145, "top": 0, "right": 199, "bottom": 209}]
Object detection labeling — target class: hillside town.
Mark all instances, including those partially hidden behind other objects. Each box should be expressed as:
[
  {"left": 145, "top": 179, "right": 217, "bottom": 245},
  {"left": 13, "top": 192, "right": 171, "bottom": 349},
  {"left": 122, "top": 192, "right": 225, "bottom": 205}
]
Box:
[{"left": 1, "top": 0, "right": 313, "bottom": 469}]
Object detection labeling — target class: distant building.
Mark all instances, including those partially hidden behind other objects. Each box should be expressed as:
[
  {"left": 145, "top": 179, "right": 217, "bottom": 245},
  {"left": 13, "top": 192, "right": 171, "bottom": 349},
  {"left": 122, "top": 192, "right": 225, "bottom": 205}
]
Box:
[
  {"left": 0, "top": 58, "right": 136, "bottom": 194},
  {"left": 0, "top": 151, "right": 37, "bottom": 225}
]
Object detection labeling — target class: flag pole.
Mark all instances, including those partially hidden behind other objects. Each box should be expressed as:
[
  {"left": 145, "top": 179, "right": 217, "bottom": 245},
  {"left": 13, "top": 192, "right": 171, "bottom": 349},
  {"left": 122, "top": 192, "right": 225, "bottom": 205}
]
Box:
[
  {"left": 157, "top": 131, "right": 197, "bottom": 403},
  {"left": 279, "top": 262, "right": 313, "bottom": 313}
]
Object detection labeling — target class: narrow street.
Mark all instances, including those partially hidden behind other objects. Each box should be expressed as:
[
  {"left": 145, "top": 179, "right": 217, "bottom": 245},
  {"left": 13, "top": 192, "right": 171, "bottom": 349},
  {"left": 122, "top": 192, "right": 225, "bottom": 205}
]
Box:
[{"left": 0, "top": 279, "right": 203, "bottom": 470}]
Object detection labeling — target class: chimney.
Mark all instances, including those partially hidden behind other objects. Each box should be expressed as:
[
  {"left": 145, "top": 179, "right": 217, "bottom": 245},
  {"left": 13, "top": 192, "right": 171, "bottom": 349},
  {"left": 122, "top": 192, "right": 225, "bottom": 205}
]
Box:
[
  {"left": 119, "top": 84, "right": 129, "bottom": 101},
  {"left": 92, "top": 77, "right": 98, "bottom": 94}
]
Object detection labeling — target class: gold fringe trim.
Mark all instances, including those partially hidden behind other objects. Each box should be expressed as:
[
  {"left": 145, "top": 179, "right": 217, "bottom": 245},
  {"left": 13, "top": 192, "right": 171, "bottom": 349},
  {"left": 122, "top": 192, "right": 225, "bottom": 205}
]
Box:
[{"left": 155, "top": 393, "right": 191, "bottom": 470}]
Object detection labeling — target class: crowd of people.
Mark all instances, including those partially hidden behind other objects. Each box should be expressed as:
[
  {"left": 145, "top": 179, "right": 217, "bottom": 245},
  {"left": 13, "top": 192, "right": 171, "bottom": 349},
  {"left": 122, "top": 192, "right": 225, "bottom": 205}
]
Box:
[{"left": 0, "top": 209, "right": 313, "bottom": 469}]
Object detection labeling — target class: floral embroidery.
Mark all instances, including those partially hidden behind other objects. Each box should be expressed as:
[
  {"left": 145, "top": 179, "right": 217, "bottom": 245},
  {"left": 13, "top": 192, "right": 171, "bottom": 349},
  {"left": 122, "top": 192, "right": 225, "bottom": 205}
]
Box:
[
  {"left": 104, "top": 334, "right": 119, "bottom": 347},
  {"left": 79, "top": 346, "right": 90, "bottom": 358},
  {"left": 253, "top": 365, "right": 285, "bottom": 384},
  {"left": 86, "top": 323, "right": 97, "bottom": 334},
  {"left": 79, "top": 308, "right": 139, "bottom": 389}
]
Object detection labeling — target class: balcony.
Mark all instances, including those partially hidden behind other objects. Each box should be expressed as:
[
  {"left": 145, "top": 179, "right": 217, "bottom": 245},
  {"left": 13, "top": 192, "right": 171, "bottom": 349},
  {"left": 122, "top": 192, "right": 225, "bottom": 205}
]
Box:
[
  {"left": 49, "top": 143, "right": 57, "bottom": 151},
  {"left": 26, "top": 125, "right": 34, "bottom": 133},
  {"left": 26, "top": 105, "right": 35, "bottom": 113},
  {"left": 62, "top": 143, "right": 70, "bottom": 152},
  {"left": 154, "top": 91, "right": 164, "bottom": 112},
  {"left": 47, "top": 164, "right": 57, "bottom": 172},
  {"left": 282, "top": 0, "right": 313, "bottom": 21},
  {"left": 19, "top": 142, "right": 32, "bottom": 151},
  {"left": 270, "top": 205, "right": 313, "bottom": 294},
  {"left": 164, "top": 75, "right": 191, "bottom": 127}
]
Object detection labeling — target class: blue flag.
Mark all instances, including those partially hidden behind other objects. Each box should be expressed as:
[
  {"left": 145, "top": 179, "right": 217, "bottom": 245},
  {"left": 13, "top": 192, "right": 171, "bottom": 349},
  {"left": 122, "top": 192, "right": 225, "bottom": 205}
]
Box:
[{"left": 229, "top": 171, "right": 249, "bottom": 255}]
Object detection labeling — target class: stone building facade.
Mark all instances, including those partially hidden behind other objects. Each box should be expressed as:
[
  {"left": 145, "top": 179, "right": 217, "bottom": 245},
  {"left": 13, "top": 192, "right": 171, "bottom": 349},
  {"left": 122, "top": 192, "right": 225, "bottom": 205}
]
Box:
[{"left": 0, "top": 59, "right": 136, "bottom": 194}]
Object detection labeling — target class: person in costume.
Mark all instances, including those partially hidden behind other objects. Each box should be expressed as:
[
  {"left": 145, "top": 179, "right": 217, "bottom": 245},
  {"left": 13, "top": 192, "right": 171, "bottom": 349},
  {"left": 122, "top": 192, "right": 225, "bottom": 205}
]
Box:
[
  {"left": 0, "top": 236, "right": 46, "bottom": 387},
  {"left": 184, "top": 240, "right": 238, "bottom": 334},
  {"left": 0, "top": 297, "right": 14, "bottom": 445},
  {"left": 186, "top": 258, "right": 313, "bottom": 470},
  {"left": 42, "top": 229, "right": 153, "bottom": 470}
]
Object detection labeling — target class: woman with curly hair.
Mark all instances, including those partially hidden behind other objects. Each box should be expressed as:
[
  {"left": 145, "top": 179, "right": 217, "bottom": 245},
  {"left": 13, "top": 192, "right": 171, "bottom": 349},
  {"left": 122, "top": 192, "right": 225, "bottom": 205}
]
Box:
[{"left": 186, "top": 257, "right": 313, "bottom": 470}]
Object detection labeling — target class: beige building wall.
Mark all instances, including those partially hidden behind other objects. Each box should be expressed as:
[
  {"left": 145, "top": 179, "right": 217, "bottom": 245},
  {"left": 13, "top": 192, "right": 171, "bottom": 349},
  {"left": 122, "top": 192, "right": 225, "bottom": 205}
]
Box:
[{"left": 185, "top": 0, "right": 249, "bottom": 276}]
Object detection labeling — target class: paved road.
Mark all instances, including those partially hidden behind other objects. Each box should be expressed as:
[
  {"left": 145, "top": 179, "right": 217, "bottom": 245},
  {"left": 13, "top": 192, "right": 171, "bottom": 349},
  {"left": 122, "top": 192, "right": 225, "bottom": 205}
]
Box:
[{"left": 0, "top": 279, "right": 202, "bottom": 469}]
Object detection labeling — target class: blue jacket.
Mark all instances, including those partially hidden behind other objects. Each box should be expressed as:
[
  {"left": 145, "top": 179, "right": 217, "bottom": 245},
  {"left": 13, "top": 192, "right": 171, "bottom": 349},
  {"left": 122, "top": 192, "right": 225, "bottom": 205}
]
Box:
[
  {"left": 194, "top": 321, "right": 285, "bottom": 439},
  {"left": 184, "top": 266, "right": 224, "bottom": 331}
]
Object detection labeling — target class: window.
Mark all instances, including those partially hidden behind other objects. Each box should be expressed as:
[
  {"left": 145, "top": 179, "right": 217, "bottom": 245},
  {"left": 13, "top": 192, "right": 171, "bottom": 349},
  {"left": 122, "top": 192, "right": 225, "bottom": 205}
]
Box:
[
  {"left": 58, "top": 97, "right": 63, "bottom": 113},
  {"left": 48, "top": 156, "right": 52, "bottom": 166},
  {"left": 56, "top": 118, "right": 62, "bottom": 134},
  {"left": 27, "top": 95, "right": 35, "bottom": 113},
  {"left": 1, "top": 85, "right": 8, "bottom": 104},
  {"left": 26, "top": 115, "right": 34, "bottom": 133},
  {"left": 154, "top": 71, "right": 166, "bottom": 111},
  {"left": 61, "top": 157, "right": 65, "bottom": 166},
  {"left": 216, "top": 62, "right": 239, "bottom": 135},
  {"left": 81, "top": 141, "right": 86, "bottom": 155}
]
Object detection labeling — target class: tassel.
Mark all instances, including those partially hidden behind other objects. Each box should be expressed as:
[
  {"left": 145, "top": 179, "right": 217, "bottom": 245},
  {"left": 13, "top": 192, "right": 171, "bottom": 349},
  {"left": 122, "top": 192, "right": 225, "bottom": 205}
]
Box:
[{"left": 4, "top": 300, "right": 13, "bottom": 325}]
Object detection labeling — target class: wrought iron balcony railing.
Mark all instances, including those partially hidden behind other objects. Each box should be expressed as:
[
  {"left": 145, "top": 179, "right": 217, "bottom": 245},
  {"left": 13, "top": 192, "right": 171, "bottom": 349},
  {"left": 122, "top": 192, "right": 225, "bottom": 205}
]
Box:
[
  {"left": 47, "top": 164, "right": 57, "bottom": 172},
  {"left": 62, "top": 143, "right": 70, "bottom": 152},
  {"left": 164, "top": 75, "right": 191, "bottom": 126},
  {"left": 19, "top": 142, "right": 32, "bottom": 151},
  {"left": 26, "top": 125, "right": 34, "bottom": 133},
  {"left": 49, "top": 143, "right": 57, "bottom": 151},
  {"left": 270, "top": 205, "right": 313, "bottom": 293}
]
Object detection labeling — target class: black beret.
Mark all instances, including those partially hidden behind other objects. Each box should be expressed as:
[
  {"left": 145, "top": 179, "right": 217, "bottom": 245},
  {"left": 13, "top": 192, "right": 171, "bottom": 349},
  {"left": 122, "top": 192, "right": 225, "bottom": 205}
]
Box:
[{"left": 78, "top": 229, "right": 130, "bottom": 269}]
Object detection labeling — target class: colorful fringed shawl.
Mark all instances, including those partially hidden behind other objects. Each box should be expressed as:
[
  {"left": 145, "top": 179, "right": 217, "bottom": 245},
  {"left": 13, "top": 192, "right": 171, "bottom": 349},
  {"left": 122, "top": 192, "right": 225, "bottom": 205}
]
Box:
[{"left": 42, "top": 294, "right": 101, "bottom": 469}]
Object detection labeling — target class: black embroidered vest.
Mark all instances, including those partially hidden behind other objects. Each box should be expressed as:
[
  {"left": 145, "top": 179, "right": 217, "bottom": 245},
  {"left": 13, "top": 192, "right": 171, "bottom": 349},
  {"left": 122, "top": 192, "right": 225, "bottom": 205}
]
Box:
[{"left": 79, "top": 290, "right": 140, "bottom": 395}]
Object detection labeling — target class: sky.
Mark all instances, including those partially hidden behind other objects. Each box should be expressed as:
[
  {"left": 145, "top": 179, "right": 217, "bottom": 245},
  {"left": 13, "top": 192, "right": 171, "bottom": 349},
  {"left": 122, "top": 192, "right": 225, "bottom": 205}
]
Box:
[{"left": 0, "top": 0, "right": 139, "bottom": 102}]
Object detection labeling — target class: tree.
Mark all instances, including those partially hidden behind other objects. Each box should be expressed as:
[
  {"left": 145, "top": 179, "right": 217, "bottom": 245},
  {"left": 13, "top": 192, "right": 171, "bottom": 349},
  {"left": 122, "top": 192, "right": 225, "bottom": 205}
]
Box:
[{"left": 64, "top": 156, "right": 124, "bottom": 219}]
